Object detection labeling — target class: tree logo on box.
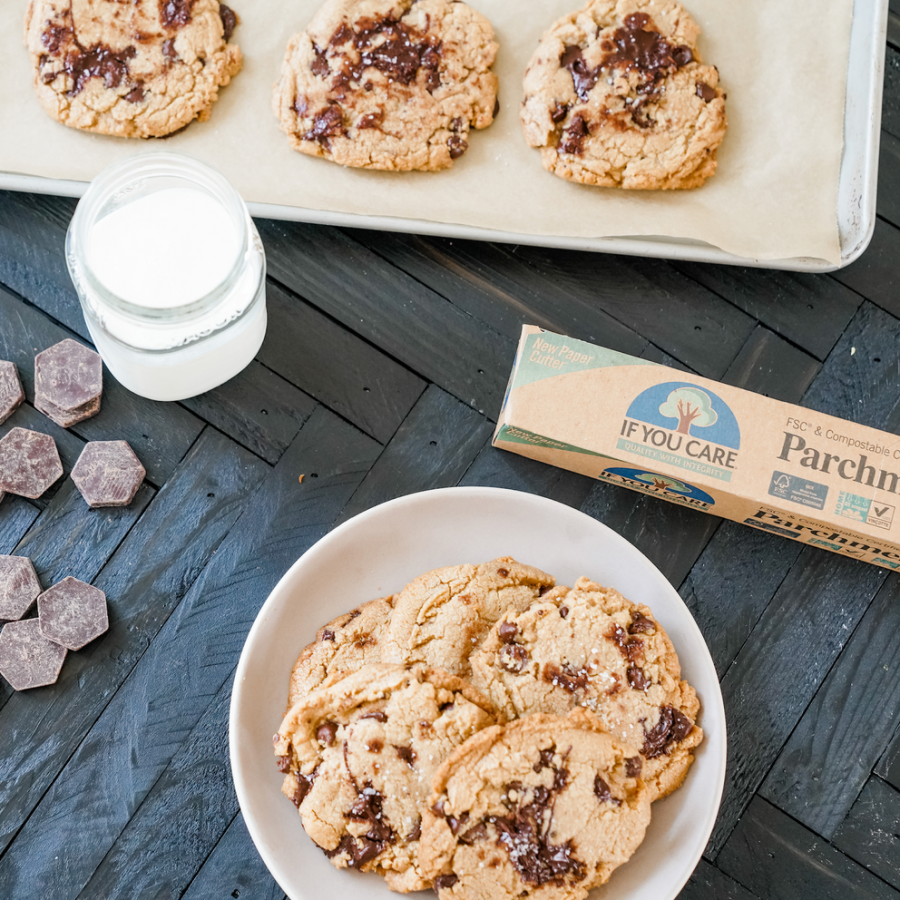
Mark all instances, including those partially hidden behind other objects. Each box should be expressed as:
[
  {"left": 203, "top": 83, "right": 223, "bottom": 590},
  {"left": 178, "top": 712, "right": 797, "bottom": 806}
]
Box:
[
  {"left": 658, "top": 386, "right": 718, "bottom": 436},
  {"left": 599, "top": 467, "right": 716, "bottom": 509},
  {"left": 618, "top": 381, "right": 741, "bottom": 482}
]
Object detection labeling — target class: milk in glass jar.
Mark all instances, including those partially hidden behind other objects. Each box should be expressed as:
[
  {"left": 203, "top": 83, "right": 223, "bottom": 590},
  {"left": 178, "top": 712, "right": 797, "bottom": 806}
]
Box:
[{"left": 66, "top": 152, "right": 266, "bottom": 401}]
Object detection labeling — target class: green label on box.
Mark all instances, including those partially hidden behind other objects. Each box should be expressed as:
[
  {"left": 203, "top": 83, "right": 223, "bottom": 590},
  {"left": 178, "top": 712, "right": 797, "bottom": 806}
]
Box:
[
  {"left": 496, "top": 425, "right": 609, "bottom": 457},
  {"left": 512, "top": 332, "right": 652, "bottom": 390}
]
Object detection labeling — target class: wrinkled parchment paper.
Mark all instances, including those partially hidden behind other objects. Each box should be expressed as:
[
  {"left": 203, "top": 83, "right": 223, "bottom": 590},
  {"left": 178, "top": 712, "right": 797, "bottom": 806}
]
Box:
[{"left": 0, "top": 0, "right": 850, "bottom": 263}]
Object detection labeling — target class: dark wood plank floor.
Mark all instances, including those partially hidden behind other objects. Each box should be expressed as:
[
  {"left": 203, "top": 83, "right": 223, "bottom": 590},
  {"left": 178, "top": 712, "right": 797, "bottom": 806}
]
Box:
[{"left": 2, "top": 20, "right": 900, "bottom": 900}]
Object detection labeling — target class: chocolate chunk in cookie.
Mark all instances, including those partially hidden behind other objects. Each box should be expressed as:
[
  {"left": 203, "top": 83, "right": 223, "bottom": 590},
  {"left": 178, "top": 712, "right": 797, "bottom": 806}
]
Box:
[
  {"left": 286, "top": 594, "right": 395, "bottom": 711},
  {"left": 273, "top": 0, "right": 499, "bottom": 171},
  {"left": 274, "top": 662, "right": 496, "bottom": 891},
  {"left": 419, "top": 709, "right": 651, "bottom": 900},
  {"left": 470, "top": 576, "right": 702, "bottom": 800},
  {"left": 24, "top": 0, "right": 243, "bottom": 138},
  {"left": 382, "top": 557, "right": 556, "bottom": 677},
  {"left": 521, "top": 0, "right": 727, "bottom": 188}
]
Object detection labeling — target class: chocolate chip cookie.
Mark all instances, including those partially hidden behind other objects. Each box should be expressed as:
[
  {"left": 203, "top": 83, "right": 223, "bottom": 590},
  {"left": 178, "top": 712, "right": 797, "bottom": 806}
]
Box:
[
  {"left": 287, "top": 595, "right": 394, "bottom": 711},
  {"left": 24, "top": 0, "right": 242, "bottom": 138},
  {"left": 272, "top": 0, "right": 499, "bottom": 171},
  {"left": 521, "top": 0, "right": 727, "bottom": 188},
  {"left": 274, "top": 662, "right": 496, "bottom": 892},
  {"left": 382, "top": 558, "right": 556, "bottom": 678},
  {"left": 419, "top": 708, "right": 652, "bottom": 900},
  {"left": 469, "top": 576, "right": 702, "bottom": 800}
]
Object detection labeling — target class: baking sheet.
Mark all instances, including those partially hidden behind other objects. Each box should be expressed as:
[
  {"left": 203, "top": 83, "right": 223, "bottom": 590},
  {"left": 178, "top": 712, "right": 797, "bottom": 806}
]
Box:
[{"left": 0, "top": 0, "right": 853, "bottom": 264}]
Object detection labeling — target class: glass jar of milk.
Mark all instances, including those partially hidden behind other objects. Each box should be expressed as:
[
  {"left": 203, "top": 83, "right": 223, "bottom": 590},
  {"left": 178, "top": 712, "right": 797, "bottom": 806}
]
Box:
[{"left": 66, "top": 153, "right": 266, "bottom": 402}]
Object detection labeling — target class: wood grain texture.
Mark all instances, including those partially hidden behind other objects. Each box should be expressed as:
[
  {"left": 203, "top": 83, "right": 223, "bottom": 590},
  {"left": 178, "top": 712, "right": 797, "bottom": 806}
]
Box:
[
  {"left": 761, "top": 575, "right": 900, "bottom": 838},
  {"left": 801, "top": 302, "right": 900, "bottom": 433},
  {"left": 709, "top": 549, "right": 886, "bottom": 854},
  {"left": 0, "top": 284, "right": 203, "bottom": 486},
  {"left": 718, "top": 797, "right": 900, "bottom": 900},
  {"left": 0, "top": 428, "right": 268, "bottom": 860},
  {"left": 75, "top": 674, "right": 239, "bottom": 900},
  {"left": 181, "top": 360, "right": 316, "bottom": 465},
  {"left": 885, "top": 46, "right": 900, "bottom": 141},
  {"left": 14, "top": 477, "right": 153, "bottom": 587},
  {"left": 877, "top": 132, "right": 900, "bottom": 229},
  {"left": 580, "top": 480, "right": 720, "bottom": 589},
  {"left": 877, "top": 722, "right": 900, "bottom": 791},
  {"left": 180, "top": 814, "right": 284, "bottom": 900},
  {"left": 0, "top": 496, "right": 40, "bottom": 555},
  {"left": 258, "top": 219, "right": 512, "bottom": 415},
  {"left": 0, "top": 191, "right": 80, "bottom": 335},
  {"left": 833, "top": 776, "right": 900, "bottom": 891},
  {"left": 672, "top": 261, "right": 862, "bottom": 361},
  {"left": 460, "top": 439, "right": 594, "bottom": 509},
  {"left": 335, "top": 383, "right": 493, "bottom": 525},
  {"left": 349, "top": 230, "right": 650, "bottom": 358},
  {"left": 679, "top": 520, "right": 803, "bottom": 679},
  {"left": 0, "top": 408, "right": 379, "bottom": 898},
  {"left": 722, "top": 326, "right": 821, "bottom": 402},
  {"left": 677, "top": 858, "right": 759, "bottom": 900},
  {"left": 832, "top": 217, "right": 900, "bottom": 317},
  {"left": 259, "top": 279, "right": 425, "bottom": 443},
  {"left": 439, "top": 242, "right": 755, "bottom": 379}
]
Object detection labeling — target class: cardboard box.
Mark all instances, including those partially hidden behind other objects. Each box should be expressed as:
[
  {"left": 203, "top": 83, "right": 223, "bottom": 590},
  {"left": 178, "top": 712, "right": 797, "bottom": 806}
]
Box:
[{"left": 493, "top": 325, "right": 900, "bottom": 570}]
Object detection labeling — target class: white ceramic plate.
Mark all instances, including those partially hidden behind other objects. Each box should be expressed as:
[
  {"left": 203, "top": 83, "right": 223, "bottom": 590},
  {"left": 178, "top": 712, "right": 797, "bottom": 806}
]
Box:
[{"left": 230, "top": 486, "right": 726, "bottom": 900}]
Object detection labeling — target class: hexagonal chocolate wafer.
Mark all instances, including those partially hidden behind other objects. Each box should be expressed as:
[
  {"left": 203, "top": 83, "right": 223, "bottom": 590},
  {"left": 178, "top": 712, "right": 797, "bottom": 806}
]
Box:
[
  {"left": 0, "top": 555, "right": 42, "bottom": 621},
  {"left": 34, "top": 339, "right": 103, "bottom": 428},
  {"left": 0, "top": 361, "right": 24, "bottom": 425},
  {"left": 71, "top": 441, "right": 145, "bottom": 509},
  {"left": 0, "top": 619, "right": 67, "bottom": 690},
  {"left": 38, "top": 577, "right": 108, "bottom": 651},
  {"left": 0, "top": 427, "right": 63, "bottom": 499}
]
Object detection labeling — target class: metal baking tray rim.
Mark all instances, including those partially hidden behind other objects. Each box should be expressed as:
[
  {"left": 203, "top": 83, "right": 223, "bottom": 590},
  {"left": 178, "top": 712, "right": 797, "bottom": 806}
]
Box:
[{"left": 0, "top": 0, "right": 887, "bottom": 273}]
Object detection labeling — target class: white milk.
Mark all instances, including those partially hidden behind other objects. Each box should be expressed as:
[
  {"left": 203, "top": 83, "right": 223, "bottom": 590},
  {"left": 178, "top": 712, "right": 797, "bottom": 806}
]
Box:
[
  {"left": 88, "top": 188, "right": 240, "bottom": 310},
  {"left": 67, "top": 154, "right": 267, "bottom": 402}
]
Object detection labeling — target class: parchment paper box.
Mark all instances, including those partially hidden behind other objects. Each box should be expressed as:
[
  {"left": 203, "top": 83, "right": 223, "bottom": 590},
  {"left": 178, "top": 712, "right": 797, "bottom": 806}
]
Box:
[{"left": 494, "top": 325, "right": 900, "bottom": 570}]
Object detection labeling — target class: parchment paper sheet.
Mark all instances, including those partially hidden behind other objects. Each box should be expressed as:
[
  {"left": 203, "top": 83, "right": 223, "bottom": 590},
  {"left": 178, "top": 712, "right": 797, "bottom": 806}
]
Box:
[{"left": 0, "top": 0, "right": 851, "bottom": 263}]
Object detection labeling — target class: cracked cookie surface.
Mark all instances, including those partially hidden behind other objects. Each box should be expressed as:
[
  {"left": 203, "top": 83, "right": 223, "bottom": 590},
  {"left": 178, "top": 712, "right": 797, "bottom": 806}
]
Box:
[
  {"left": 521, "top": 0, "right": 726, "bottom": 188},
  {"left": 470, "top": 576, "right": 702, "bottom": 800},
  {"left": 24, "top": 0, "right": 242, "bottom": 138},
  {"left": 419, "top": 708, "right": 652, "bottom": 900},
  {"left": 382, "top": 557, "right": 556, "bottom": 678},
  {"left": 287, "top": 594, "right": 395, "bottom": 711},
  {"left": 274, "top": 662, "right": 496, "bottom": 892},
  {"left": 273, "top": 0, "right": 499, "bottom": 171}
]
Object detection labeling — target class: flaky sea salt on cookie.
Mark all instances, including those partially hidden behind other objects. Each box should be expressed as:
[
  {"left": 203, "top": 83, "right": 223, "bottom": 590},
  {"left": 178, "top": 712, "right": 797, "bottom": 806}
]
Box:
[
  {"left": 419, "top": 709, "right": 651, "bottom": 900},
  {"left": 274, "top": 662, "right": 496, "bottom": 892},
  {"left": 273, "top": 0, "right": 499, "bottom": 171},
  {"left": 470, "top": 576, "right": 702, "bottom": 800},
  {"left": 521, "top": 0, "right": 726, "bottom": 188},
  {"left": 24, "top": 0, "right": 242, "bottom": 138},
  {"left": 382, "top": 557, "right": 556, "bottom": 677}
]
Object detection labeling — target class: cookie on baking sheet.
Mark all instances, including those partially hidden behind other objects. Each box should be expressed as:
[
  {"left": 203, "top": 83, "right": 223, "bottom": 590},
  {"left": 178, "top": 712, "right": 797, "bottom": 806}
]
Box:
[
  {"left": 286, "top": 595, "right": 395, "bottom": 711},
  {"left": 24, "top": 0, "right": 242, "bottom": 138},
  {"left": 419, "top": 708, "right": 652, "bottom": 900},
  {"left": 274, "top": 663, "right": 496, "bottom": 892},
  {"left": 382, "top": 558, "right": 556, "bottom": 678},
  {"left": 470, "top": 576, "right": 702, "bottom": 800},
  {"left": 521, "top": 0, "right": 727, "bottom": 189},
  {"left": 272, "top": 0, "right": 499, "bottom": 171}
]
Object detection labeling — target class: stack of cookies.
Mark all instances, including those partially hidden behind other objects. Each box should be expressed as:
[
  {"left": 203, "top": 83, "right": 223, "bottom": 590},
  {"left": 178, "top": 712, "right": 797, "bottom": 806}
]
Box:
[{"left": 273, "top": 557, "right": 702, "bottom": 899}]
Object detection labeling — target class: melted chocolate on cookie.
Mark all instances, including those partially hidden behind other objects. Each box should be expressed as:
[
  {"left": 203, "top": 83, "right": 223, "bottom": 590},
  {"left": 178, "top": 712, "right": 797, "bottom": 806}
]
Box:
[
  {"left": 440, "top": 747, "right": 587, "bottom": 887},
  {"left": 642, "top": 705, "right": 694, "bottom": 758},
  {"left": 559, "top": 13, "right": 695, "bottom": 133}
]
